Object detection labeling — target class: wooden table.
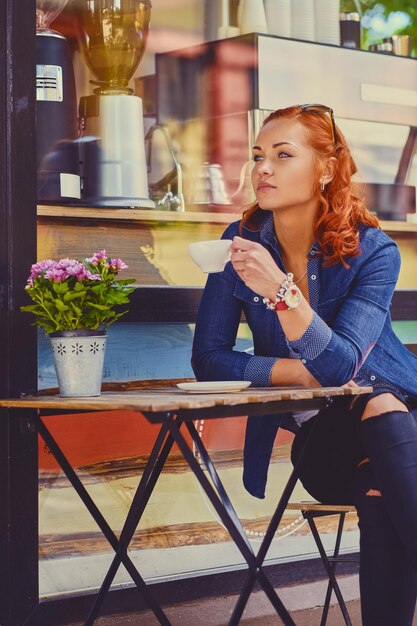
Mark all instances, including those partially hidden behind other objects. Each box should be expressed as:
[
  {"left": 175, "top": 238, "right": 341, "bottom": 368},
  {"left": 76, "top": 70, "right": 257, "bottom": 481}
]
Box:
[{"left": 0, "top": 384, "right": 371, "bottom": 626}]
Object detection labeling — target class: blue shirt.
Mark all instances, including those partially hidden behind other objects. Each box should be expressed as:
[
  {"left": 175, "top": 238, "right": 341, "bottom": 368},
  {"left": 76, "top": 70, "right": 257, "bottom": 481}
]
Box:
[{"left": 192, "top": 210, "right": 417, "bottom": 498}]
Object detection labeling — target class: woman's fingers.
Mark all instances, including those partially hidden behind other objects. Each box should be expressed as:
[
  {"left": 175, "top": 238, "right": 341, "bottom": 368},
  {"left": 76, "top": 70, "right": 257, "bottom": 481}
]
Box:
[
  {"left": 231, "top": 235, "right": 258, "bottom": 252},
  {"left": 231, "top": 237, "right": 265, "bottom": 264},
  {"left": 231, "top": 235, "right": 285, "bottom": 299},
  {"left": 342, "top": 380, "right": 358, "bottom": 388}
]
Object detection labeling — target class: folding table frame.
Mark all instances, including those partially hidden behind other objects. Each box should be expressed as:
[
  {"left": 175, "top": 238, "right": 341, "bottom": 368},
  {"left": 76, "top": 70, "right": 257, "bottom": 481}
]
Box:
[{"left": 2, "top": 386, "right": 371, "bottom": 626}]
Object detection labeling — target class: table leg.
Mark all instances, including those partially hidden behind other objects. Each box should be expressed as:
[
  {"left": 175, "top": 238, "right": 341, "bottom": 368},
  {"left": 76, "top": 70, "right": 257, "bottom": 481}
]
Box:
[
  {"left": 36, "top": 414, "right": 173, "bottom": 626},
  {"left": 230, "top": 402, "right": 333, "bottom": 626},
  {"left": 185, "top": 421, "right": 252, "bottom": 550},
  {"left": 86, "top": 419, "right": 177, "bottom": 626},
  {"left": 227, "top": 463, "right": 299, "bottom": 626},
  {"left": 169, "top": 417, "right": 296, "bottom": 626},
  {"left": 167, "top": 416, "right": 255, "bottom": 565}
]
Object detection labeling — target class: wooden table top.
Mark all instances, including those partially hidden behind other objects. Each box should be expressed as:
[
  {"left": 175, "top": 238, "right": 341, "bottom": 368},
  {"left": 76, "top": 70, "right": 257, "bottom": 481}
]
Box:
[{"left": 0, "top": 385, "right": 372, "bottom": 413}]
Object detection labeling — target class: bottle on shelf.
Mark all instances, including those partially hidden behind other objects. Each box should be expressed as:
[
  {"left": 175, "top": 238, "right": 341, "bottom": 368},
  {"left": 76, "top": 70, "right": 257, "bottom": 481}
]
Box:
[{"left": 340, "top": 0, "right": 361, "bottom": 49}]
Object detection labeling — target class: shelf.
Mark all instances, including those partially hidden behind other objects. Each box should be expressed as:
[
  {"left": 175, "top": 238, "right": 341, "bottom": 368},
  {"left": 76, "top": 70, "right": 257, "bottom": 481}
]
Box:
[
  {"left": 37, "top": 207, "right": 417, "bottom": 234},
  {"left": 37, "top": 205, "right": 241, "bottom": 224},
  {"left": 379, "top": 220, "right": 417, "bottom": 233}
]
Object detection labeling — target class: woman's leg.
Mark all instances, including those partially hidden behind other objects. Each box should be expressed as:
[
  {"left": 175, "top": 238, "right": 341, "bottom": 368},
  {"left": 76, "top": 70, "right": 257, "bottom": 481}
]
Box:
[
  {"left": 355, "top": 460, "right": 417, "bottom": 626},
  {"left": 292, "top": 392, "right": 417, "bottom": 625},
  {"left": 354, "top": 393, "right": 417, "bottom": 625},
  {"left": 291, "top": 398, "right": 359, "bottom": 505},
  {"left": 356, "top": 394, "right": 417, "bottom": 567}
]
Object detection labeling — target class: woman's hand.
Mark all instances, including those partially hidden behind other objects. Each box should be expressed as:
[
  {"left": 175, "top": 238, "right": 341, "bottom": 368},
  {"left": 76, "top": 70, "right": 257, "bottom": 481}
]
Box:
[
  {"left": 271, "top": 358, "right": 322, "bottom": 387},
  {"left": 231, "top": 236, "right": 285, "bottom": 300}
]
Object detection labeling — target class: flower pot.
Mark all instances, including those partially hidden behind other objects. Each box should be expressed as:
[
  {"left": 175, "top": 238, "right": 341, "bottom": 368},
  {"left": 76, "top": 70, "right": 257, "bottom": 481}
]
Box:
[{"left": 50, "top": 330, "right": 107, "bottom": 397}]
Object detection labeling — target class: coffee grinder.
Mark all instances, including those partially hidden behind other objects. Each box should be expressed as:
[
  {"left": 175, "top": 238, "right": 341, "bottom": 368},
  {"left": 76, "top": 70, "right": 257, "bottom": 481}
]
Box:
[
  {"left": 76, "top": 0, "right": 154, "bottom": 207},
  {"left": 36, "top": 0, "right": 80, "bottom": 203}
]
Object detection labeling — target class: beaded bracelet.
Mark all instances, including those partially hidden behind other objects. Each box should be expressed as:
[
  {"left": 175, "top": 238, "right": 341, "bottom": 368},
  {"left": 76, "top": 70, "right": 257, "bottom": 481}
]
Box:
[{"left": 263, "top": 272, "right": 302, "bottom": 311}]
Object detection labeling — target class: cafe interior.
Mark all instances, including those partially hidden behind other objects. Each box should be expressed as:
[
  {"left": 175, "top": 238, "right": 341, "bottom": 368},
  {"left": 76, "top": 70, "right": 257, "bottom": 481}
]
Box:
[{"left": 1, "top": 0, "right": 417, "bottom": 624}]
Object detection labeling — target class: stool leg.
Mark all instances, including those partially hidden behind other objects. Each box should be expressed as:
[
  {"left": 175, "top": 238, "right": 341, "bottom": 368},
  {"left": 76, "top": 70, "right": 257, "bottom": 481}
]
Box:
[
  {"left": 306, "top": 513, "right": 352, "bottom": 626},
  {"left": 319, "top": 513, "right": 348, "bottom": 626}
]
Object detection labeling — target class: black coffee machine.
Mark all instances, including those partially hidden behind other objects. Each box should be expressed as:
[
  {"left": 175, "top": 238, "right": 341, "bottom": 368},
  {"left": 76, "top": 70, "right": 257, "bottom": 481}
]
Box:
[{"left": 36, "top": 0, "right": 79, "bottom": 203}]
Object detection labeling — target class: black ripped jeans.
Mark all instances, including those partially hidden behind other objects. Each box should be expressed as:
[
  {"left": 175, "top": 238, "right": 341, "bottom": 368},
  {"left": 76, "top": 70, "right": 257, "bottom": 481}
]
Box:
[{"left": 291, "top": 387, "right": 417, "bottom": 626}]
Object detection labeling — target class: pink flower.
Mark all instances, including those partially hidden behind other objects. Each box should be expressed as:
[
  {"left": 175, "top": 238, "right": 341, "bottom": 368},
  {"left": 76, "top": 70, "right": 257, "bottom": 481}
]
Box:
[
  {"left": 29, "top": 259, "right": 56, "bottom": 279},
  {"left": 44, "top": 268, "right": 67, "bottom": 282},
  {"left": 57, "top": 258, "right": 78, "bottom": 268},
  {"left": 63, "top": 260, "right": 86, "bottom": 278},
  {"left": 85, "top": 270, "right": 102, "bottom": 281},
  {"left": 86, "top": 250, "right": 108, "bottom": 267},
  {"left": 26, "top": 251, "right": 127, "bottom": 287},
  {"left": 110, "top": 258, "right": 128, "bottom": 271}
]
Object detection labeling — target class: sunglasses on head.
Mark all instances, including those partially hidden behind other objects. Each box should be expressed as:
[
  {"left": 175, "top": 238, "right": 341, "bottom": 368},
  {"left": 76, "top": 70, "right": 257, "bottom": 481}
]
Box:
[{"left": 299, "top": 103, "right": 337, "bottom": 145}]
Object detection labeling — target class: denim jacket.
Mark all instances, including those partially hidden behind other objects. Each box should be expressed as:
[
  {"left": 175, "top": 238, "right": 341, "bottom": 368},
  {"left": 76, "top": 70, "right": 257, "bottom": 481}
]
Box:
[{"left": 191, "top": 210, "right": 417, "bottom": 498}]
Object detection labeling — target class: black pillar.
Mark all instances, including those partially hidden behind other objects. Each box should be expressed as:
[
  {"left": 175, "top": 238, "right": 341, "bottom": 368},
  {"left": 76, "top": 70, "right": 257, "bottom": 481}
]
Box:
[{"left": 0, "top": 0, "right": 38, "bottom": 625}]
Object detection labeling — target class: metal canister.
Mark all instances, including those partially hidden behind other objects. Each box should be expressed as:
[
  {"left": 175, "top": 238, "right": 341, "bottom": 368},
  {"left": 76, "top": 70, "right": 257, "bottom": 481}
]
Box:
[{"left": 383, "top": 35, "right": 412, "bottom": 57}]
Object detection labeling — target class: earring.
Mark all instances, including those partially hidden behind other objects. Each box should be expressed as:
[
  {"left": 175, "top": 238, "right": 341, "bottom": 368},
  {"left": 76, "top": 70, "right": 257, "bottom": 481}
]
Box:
[{"left": 320, "top": 181, "right": 325, "bottom": 192}]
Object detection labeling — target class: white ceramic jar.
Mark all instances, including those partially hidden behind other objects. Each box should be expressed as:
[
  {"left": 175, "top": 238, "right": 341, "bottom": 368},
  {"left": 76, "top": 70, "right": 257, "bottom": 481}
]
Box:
[
  {"left": 314, "top": 0, "right": 340, "bottom": 45},
  {"left": 238, "top": 0, "right": 268, "bottom": 35},
  {"left": 290, "top": 0, "right": 315, "bottom": 42},
  {"left": 264, "top": 0, "right": 291, "bottom": 38}
]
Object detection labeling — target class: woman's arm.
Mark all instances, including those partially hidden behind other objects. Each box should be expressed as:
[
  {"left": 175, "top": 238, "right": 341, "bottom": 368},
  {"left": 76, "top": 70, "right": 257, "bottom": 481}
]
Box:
[
  {"left": 192, "top": 266, "right": 278, "bottom": 384},
  {"left": 230, "top": 231, "right": 400, "bottom": 388},
  {"left": 231, "top": 235, "right": 314, "bottom": 341},
  {"left": 270, "top": 358, "right": 321, "bottom": 387},
  {"left": 290, "top": 237, "right": 400, "bottom": 386}
]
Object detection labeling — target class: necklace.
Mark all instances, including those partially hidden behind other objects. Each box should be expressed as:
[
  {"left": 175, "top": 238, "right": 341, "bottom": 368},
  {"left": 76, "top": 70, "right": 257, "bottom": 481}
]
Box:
[{"left": 293, "top": 268, "right": 308, "bottom": 284}]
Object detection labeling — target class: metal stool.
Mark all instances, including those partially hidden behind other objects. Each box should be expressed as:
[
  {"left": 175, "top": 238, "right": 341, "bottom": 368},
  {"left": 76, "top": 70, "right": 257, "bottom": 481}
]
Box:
[{"left": 286, "top": 502, "right": 359, "bottom": 626}]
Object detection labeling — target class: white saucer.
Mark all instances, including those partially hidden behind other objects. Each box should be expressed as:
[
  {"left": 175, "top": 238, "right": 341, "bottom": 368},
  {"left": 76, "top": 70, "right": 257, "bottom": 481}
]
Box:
[{"left": 177, "top": 381, "right": 252, "bottom": 393}]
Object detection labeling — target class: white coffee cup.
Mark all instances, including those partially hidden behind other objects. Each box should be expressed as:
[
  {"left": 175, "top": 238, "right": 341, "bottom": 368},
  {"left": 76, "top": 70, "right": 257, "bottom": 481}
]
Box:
[{"left": 189, "top": 239, "right": 232, "bottom": 273}]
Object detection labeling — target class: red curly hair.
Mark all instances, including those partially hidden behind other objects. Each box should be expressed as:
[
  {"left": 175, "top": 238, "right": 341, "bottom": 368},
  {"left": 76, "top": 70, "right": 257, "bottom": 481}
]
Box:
[{"left": 241, "top": 105, "right": 379, "bottom": 266}]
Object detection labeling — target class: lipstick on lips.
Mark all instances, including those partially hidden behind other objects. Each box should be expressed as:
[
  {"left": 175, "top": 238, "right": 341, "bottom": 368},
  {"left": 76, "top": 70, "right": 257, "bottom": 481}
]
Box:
[{"left": 257, "top": 181, "right": 276, "bottom": 191}]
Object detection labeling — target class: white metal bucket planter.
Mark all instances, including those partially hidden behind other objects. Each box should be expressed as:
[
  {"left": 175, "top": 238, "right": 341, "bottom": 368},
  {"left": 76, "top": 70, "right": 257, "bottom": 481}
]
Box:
[{"left": 50, "top": 330, "right": 107, "bottom": 397}]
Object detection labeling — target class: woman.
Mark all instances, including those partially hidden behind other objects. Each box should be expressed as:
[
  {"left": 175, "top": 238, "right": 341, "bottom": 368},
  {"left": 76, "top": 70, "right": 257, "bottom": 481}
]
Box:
[{"left": 192, "top": 104, "right": 417, "bottom": 625}]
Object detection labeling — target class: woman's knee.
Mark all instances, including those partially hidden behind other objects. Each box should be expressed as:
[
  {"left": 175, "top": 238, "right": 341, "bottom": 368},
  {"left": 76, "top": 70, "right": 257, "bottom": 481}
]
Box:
[{"left": 360, "top": 393, "right": 408, "bottom": 422}]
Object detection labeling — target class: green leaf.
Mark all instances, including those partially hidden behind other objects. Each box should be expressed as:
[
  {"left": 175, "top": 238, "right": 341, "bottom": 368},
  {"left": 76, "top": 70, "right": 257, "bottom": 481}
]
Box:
[
  {"left": 87, "top": 303, "right": 112, "bottom": 311},
  {"left": 63, "top": 291, "right": 85, "bottom": 302},
  {"left": 54, "top": 299, "right": 69, "bottom": 312},
  {"left": 74, "top": 281, "right": 87, "bottom": 292},
  {"left": 21, "top": 304, "right": 40, "bottom": 313}
]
